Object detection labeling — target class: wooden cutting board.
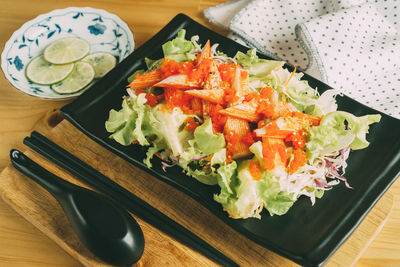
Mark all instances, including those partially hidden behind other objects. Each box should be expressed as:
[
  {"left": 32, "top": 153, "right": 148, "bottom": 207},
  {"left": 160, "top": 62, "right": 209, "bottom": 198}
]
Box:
[{"left": 0, "top": 118, "right": 393, "bottom": 267}]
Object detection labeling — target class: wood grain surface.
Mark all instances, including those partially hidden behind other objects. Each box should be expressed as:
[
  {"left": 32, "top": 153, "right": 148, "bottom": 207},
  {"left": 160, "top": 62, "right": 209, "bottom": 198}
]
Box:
[{"left": 0, "top": 0, "right": 399, "bottom": 266}]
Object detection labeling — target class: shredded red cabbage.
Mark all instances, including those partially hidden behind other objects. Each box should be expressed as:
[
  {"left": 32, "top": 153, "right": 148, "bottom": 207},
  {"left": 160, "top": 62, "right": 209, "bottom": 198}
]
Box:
[
  {"left": 324, "top": 158, "right": 353, "bottom": 189},
  {"left": 314, "top": 178, "right": 332, "bottom": 189}
]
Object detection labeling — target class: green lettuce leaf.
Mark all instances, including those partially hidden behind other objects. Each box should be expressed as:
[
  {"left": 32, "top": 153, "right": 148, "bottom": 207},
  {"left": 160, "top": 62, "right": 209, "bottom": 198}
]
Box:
[
  {"left": 178, "top": 117, "right": 227, "bottom": 185},
  {"left": 144, "top": 57, "right": 162, "bottom": 70},
  {"left": 234, "top": 49, "right": 285, "bottom": 79},
  {"left": 258, "top": 173, "right": 294, "bottom": 216},
  {"left": 105, "top": 94, "right": 151, "bottom": 146},
  {"left": 215, "top": 160, "right": 262, "bottom": 219},
  {"left": 306, "top": 111, "right": 381, "bottom": 159},
  {"left": 185, "top": 168, "right": 218, "bottom": 185},
  {"left": 249, "top": 141, "right": 264, "bottom": 167},
  {"left": 213, "top": 161, "right": 238, "bottom": 204},
  {"left": 213, "top": 149, "right": 238, "bottom": 194},
  {"left": 194, "top": 118, "right": 226, "bottom": 155},
  {"left": 127, "top": 69, "right": 145, "bottom": 84},
  {"left": 184, "top": 148, "right": 236, "bottom": 186},
  {"left": 309, "top": 89, "right": 338, "bottom": 116},
  {"left": 150, "top": 105, "right": 194, "bottom": 157},
  {"left": 265, "top": 67, "right": 320, "bottom": 113},
  {"left": 319, "top": 111, "right": 381, "bottom": 150},
  {"left": 106, "top": 96, "right": 197, "bottom": 167},
  {"left": 143, "top": 136, "right": 168, "bottom": 168},
  {"left": 178, "top": 139, "right": 215, "bottom": 184},
  {"left": 214, "top": 157, "right": 295, "bottom": 218},
  {"left": 162, "top": 29, "right": 201, "bottom": 62}
]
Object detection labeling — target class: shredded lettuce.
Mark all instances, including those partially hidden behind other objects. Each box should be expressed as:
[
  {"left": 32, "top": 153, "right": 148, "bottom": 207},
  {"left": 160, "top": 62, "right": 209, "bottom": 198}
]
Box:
[{"left": 185, "top": 164, "right": 219, "bottom": 185}]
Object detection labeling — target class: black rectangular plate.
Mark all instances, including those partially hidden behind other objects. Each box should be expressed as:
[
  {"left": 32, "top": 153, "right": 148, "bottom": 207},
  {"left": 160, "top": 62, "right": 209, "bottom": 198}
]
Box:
[{"left": 61, "top": 14, "right": 400, "bottom": 266}]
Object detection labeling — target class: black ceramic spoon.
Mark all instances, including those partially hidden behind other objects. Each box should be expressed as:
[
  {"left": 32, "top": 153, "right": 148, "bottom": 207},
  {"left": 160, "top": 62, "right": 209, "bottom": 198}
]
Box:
[{"left": 10, "top": 149, "right": 144, "bottom": 266}]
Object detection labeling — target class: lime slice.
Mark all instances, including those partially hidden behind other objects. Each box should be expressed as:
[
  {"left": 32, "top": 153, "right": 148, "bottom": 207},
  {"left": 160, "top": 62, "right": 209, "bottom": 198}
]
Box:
[
  {"left": 44, "top": 37, "right": 90, "bottom": 64},
  {"left": 82, "top": 52, "right": 117, "bottom": 78},
  {"left": 25, "top": 55, "right": 74, "bottom": 85},
  {"left": 51, "top": 62, "right": 95, "bottom": 94}
]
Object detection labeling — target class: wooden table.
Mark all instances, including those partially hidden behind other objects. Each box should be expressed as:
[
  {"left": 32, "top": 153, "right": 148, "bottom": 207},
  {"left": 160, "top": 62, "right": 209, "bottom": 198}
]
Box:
[{"left": 0, "top": 0, "right": 399, "bottom": 266}]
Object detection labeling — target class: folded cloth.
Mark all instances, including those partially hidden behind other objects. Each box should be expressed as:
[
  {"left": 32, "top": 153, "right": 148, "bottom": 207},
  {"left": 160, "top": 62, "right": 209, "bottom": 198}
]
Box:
[
  {"left": 204, "top": 0, "right": 400, "bottom": 119},
  {"left": 203, "top": 0, "right": 252, "bottom": 30}
]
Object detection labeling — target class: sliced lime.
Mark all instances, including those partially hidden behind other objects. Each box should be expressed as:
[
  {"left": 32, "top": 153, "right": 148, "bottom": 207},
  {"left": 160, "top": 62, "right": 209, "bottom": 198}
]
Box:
[
  {"left": 44, "top": 37, "right": 90, "bottom": 64},
  {"left": 51, "top": 62, "right": 95, "bottom": 94},
  {"left": 82, "top": 52, "right": 117, "bottom": 78},
  {"left": 25, "top": 55, "right": 73, "bottom": 85}
]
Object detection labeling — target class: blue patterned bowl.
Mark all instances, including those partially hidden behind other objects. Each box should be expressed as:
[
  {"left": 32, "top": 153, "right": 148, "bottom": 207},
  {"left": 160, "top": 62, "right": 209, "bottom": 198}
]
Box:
[{"left": 1, "top": 7, "right": 134, "bottom": 99}]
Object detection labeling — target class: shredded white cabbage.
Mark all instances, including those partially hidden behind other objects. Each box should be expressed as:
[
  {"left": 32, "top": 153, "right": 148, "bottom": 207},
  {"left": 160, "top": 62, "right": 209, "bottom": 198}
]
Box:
[{"left": 275, "top": 152, "right": 347, "bottom": 205}]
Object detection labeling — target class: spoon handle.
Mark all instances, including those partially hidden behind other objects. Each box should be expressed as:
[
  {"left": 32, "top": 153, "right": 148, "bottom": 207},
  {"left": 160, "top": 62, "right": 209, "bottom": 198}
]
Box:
[{"left": 10, "top": 149, "right": 73, "bottom": 198}]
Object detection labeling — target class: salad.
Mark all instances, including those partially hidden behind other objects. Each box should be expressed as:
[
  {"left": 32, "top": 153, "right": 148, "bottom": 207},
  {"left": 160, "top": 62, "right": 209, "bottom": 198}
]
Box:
[{"left": 105, "top": 29, "right": 381, "bottom": 219}]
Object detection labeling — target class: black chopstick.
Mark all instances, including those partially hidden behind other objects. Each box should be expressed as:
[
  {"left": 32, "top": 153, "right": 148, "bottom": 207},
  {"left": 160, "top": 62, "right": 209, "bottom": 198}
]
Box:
[{"left": 24, "top": 131, "right": 238, "bottom": 267}]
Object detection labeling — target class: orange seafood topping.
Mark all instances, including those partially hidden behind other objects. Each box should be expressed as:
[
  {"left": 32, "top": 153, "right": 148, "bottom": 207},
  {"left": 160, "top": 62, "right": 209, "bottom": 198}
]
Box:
[
  {"left": 256, "top": 100, "right": 275, "bottom": 118},
  {"left": 218, "top": 63, "right": 236, "bottom": 86},
  {"left": 133, "top": 89, "right": 160, "bottom": 107},
  {"left": 155, "top": 58, "right": 215, "bottom": 86},
  {"left": 260, "top": 87, "right": 273, "bottom": 99},
  {"left": 263, "top": 121, "right": 293, "bottom": 139},
  {"left": 288, "top": 149, "right": 307, "bottom": 174},
  {"left": 285, "top": 130, "right": 307, "bottom": 149},
  {"left": 190, "top": 58, "right": 214, "bottom": 83},
  {"left": 129, "top": 39, "right": 324, "bottom": 174},
  {"left": 241, "top": 131, "right": 256, "bottom": 146},
  {"left": 209, "top": 104, "right": 227, "bottom": 133},
  {"left": 249, "top": 161, "right": 263, "bottom": 181},
  {"left": 164, "top": 88, "right": 195, "bottom": 114},
  {"left": 262, "top": 138, "right": 290, "bottom": 170},
  {"left": 225, "top": 130, "right": 239, "bottom": 161},
  {"left": 223, "top": 88, "right": 239, "bottom": 104},
  {"left": 158, "top": 59, "right": 195, "bottom": 79},
  {"left": 292, "top": 111, "right": 321, "bottom": 126},
  {"left": 129, "top": 70, "right": 162, "bottom": 90},
  {"left": 243, "top": 92, "right": 259, "bottom": 102}
]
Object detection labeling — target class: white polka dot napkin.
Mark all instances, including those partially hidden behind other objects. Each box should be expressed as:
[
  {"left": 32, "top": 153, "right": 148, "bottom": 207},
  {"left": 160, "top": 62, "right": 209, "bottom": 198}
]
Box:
[{"left": 204, "top": 0, "right": 400, "bottom": 119}]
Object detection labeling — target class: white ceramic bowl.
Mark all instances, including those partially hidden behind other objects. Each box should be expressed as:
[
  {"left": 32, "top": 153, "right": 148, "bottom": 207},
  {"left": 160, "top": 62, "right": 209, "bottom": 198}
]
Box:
[{"left": 1, "top": 7, "right": 134, "bottom": 100}]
